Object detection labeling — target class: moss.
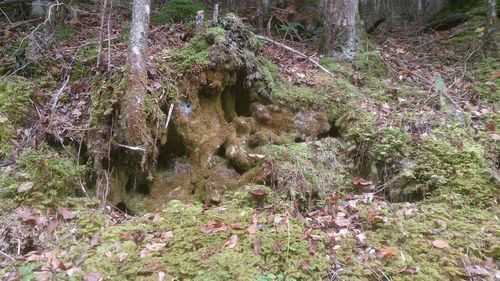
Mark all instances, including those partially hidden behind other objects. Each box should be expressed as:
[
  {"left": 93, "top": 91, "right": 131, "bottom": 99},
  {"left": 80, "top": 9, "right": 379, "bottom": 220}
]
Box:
[
  {"left": 51, "top": 199, "right": 329, "bottom": 280},
  {"left": 0, "top": 146, "right": 87, "bottom": 209},
  {"left": 0, "top": 77, "right": 34, "bottom": 125},
  {"left": 337, "top": 202, "right": 497, "bottom": 280},
  {"left": 355, "top": 49, "right": 388, "bottom": 78},
  {"left": 261, "top": 140, "right": 349, "bottom": 210},
  {"left": 165, "top": 27, "right": 226, "bottom": 71},
  {"left": 0, "top": 118, "right": 15, "bottom": 158},
  {"left": 152, "top": 0, "right": 204, "bottom": 24},
  {"left": 54, "top": 24, "right": 77, "bottom": 41}
]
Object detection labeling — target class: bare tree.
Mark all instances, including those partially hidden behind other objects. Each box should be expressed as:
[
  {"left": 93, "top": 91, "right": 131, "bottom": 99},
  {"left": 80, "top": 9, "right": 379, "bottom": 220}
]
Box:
[
  {"left": 324, "top": 0, "right": 359, "bottom": 61},
  {"left": 120, "top": 0, "right": 151, "bottom": 151}
]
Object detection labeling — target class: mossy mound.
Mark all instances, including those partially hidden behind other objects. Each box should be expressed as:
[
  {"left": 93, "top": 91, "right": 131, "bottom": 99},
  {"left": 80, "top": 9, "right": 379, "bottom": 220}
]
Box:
[
  {"left": 336, "top": 201, "right": 498, "bottom": 280},
  {"left": 0, "top": 146, "right": 87, "bottom": 209},
  {"left": 2, "top": 199, "right": 330, "bottom": 280}
]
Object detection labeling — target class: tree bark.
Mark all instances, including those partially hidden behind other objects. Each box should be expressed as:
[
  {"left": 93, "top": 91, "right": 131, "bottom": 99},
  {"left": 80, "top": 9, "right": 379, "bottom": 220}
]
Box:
[
  {"left": 325, "top": 0, "right": 359, "bottom": 61},
  {"left": 120, "top": 0, "right": 151, "bottom": 148},
  {"left": 487, "top": 0, "right": 498, "bottom": 34}
]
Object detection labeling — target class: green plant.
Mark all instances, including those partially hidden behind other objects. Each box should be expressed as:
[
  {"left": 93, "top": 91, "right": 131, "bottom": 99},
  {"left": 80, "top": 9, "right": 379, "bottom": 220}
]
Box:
[{"left": 153, "top": 0, "right": 204, "bottom": 24}]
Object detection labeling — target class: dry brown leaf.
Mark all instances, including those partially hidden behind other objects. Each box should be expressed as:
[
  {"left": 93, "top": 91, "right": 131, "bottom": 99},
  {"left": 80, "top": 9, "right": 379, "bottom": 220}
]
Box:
[
  {"left": 35, "top": 272, "right": 51, "bottom": 281},
  {"left": 116, "top": 252, "right": 129, "bottom": 262},
  {"left": 58, "top": 207, "right": 75, "bottom": 220},
  {"left": 253, "top": 236, "right": 261, "bottom": 255},
  {"left": 299, "top": 260, "right": 311, "bottom": 271},
  {"left": 83, "top": 272, "right": 103, "bottom": 281},
  {"left": 148, "top": 213, "right": 161, "bottom": 222},
  {"left": 18, "top": 182, "right": 35, "bottom": 193},
  {"left": 334, "top": 217, "right": 350, "bottom": 227},
  {"left": 246, "top": 224, "right": 257, "bottom": 234},
  {"left": 229, "top": 223, "right": 245, "bottom": 230},
  {"left": 90, "top": 232, "right": 100, "bottom": 248},
  {"left": 200, "top": 221, "right": 228, "bottom": 234},
  {"left": 224, "top": 234, "right": 238, "bottom": 249},
  {"left": 379, "top": 247, "right": 397, "bottom": 259},
  {"left": 19, "top": 209, "right": 41, "bottom": 225},
  {"left": 352, "top": 178, "right": 373, "bottom": 186},
  {"left": 432, "top": 240, "right": 449, "bottom": 249}
]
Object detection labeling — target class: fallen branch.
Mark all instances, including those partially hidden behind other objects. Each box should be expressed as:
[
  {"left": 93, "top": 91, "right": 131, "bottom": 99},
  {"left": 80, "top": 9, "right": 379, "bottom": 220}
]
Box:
[{"left": 255, "top": 35, "right": 333, "bottom": 76}]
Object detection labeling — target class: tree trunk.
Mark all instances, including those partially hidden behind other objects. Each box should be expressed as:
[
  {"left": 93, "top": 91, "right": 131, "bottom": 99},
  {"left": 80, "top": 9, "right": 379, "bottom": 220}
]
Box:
[
  {"left": 325, "top": 0, "right": 359, "bottom": 61},
  {"left": 120, "top": 0, "right": 151, "bottom": 148},
  {"left": 487, "top": 0, "right": 498, "bottom": 34}
]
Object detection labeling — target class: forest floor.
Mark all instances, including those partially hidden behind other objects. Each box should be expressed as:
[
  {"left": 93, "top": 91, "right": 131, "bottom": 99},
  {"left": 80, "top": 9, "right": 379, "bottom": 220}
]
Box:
[{"left": 0, "top": 2, "right": 499, "bottom": 281}]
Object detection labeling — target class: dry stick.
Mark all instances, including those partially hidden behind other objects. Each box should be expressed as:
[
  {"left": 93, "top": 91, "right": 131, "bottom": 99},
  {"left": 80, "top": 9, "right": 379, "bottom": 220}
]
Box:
[
  {"left": 0, "top": 250, "right": 15, "bottom": 261},
  {"left": 0, "top": 7, "right": 12, "bottom": 24},
  {"left": 96, "top": 0, "right": 108, "bottom": 68},
  {"left": 164, "top": 104, "right": 174, "bottom": 129},
  {"left": 255, "top": 35, "right": 333, "bottom": 76},
  {"left": 106, "top": 0, "right": 113, "bottom": 71}
]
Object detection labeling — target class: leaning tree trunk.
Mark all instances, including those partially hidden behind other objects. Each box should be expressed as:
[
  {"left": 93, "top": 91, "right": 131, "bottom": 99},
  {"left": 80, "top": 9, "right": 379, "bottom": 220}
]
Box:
[
  {"left": 325, "top": 0, "right": 359, "bottom": 61},
  {"left": 120, "top": 0, "right": 151, "bottom": 151}
]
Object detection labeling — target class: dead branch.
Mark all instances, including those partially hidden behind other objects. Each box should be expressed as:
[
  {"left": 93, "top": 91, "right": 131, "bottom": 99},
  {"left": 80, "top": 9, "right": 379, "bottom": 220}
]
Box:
[{"left": 255, "top": 35, "right": 333, "bottom": 76}]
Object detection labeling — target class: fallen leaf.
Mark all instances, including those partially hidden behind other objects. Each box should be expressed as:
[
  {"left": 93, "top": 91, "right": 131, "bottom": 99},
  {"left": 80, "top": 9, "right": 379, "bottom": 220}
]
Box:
[
  {"left": 299, "top": 260, "right": 311, "bottom": 271},
  {"left": 146, "top": 243, "right": 167, "bottom": 252},
  {"left": 90, "top": 232, "right": 100, "bottom": 248},
  {"left": 432, "top": 240, "right": 449, "bottom": 249},
  {"left": 200, "top": 221, "right": 228, "bottom": 234},
  {"left": 379, "top": 247, "right": 397, "bottom": 259},
  {"left": 35, "top": 272, "right": 51, "bottom": 281},
  {"left": 224, "top": 234, "right": 238, "bottom": 249},
  {"left": 334, "top": 217, "right": 350, "bottom": 227},
  {"left": 46, "top": 219, "right": 59, "bottom": 234},
  {"left": 19, "top": 209, "right": 41, "bottom": 225},
  {"left": 246, "top": 224, "right": 257, "bottom": 234},
  {"left": 148, "top": 213, "right": 161, "bottom": 222},
  {"left": 58, "top": 207, "right": 75, "bottom": 220},
  {"left": 486, "top": 120, "right": 496, "bottom": 131},
  {"left": 83, "top": 272, "right": 102, "bottom": 281},
  {"left": 66, "top": 267, "right": 81, "bottom": 276},
  {"left": 484, "top": 257, "right": 494, "bottom": 270},
  {"left": 352, "top": 178, "right": 373, "bottom": 186},
  {"left": 465, "top": 266, "right": 490, "bottom": 276},
  {"left": 229, "top": 223, "right": 245, "bottom": 230},
  {"left": 18, "top": 182, "right": 35, "bottom": 193},
  {"left": 253, "top": 236, "right": 261, "bottom": 255},
  {"left": 116, "top": 252, "right": 129, "bottom": 262},
  {"left": 160, "top": 231, "right": 174, "bottom": 241}
]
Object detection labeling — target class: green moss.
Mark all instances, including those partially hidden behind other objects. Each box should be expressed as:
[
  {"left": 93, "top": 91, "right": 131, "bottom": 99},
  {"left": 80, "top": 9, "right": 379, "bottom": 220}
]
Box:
[
  {"left": 54, "top": 24, "right": 77, "bottom": 41},
  {"left": 0, "top": 146, "right": 87, "bottom": 208},
  {"left": 0, "top": 77, "right": 34, "bottom": 125},
  {"left": 261, "top": 140, "right": 349, "bottom": 209},
  {"left": 0, "top": 118, "right": 15, "bottom": 158},
  {"left": 152, "top": 0, "right": 204, "bottom": 24},
  {"left": 54, "top": 199, "right": 329, "bottom": 280},
  {"left": 164, "top": 27, "right": 226, "bottom": 71},
  {"left": 337, "top": 202, "right": 497, "bottom": 280},
  {"left": 355, "top": 49, "right": 388, "bottom": 78}
]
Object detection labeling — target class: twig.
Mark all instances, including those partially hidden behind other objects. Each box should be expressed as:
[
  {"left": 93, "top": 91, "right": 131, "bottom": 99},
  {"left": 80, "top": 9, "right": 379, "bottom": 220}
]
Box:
[
  {"left": 0, "top": 7, "right": 12, "bottom": 24},
  {"left": 96, "top": 0, "right": 108, "bottom": 68},
  {"left": 256, "top": 35, "right": 333, "bottom": 76},
  {"left": 164, "top": 104, "right": 174, "bottom": 129},
  {"left": 114, "top": 143, "right": 146, "bottom": 152},
  {"left": 106, "top": 0, "right": 113, "bottom": 71},
  {"left": 51, "top": 72, "right": 70, "bottom": 111},
  {"left": 0, "top": 250, "right": 15, "bottom": 261}
]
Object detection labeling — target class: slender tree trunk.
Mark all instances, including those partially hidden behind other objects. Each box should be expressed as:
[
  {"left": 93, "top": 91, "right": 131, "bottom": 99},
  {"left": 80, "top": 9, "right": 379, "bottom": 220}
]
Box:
[
  {"left": 487, "top": 0, "right": 498, "bottom": 33},
  {"left": 120, "top": 0, "right": 151, "bottom": 148},
  {"left": 325, "top": 0, "right": 359, "bottom": 61}
]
